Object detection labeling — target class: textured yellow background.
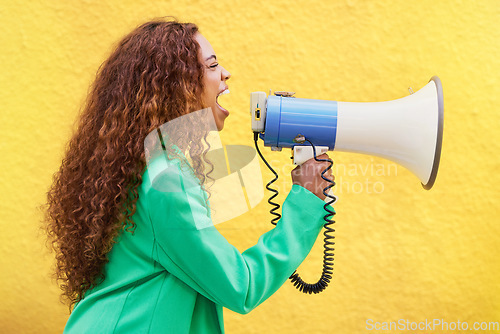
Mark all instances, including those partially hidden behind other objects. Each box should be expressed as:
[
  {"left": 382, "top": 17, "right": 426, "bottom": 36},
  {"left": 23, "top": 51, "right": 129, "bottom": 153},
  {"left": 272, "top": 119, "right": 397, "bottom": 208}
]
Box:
[{"left": 1, "top": 0, "right": 499, "bottom": 333}]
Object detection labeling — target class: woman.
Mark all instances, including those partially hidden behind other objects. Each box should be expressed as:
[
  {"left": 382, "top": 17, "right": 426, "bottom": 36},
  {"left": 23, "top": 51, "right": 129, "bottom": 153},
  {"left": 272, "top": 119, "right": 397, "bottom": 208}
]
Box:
[{"left": 45, "top": 18, "right": 333, "bottom": 333}]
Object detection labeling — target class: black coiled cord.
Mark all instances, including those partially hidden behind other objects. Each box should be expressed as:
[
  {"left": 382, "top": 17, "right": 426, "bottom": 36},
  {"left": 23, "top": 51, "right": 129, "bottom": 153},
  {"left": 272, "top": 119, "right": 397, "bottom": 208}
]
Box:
[
  {"left": 289, "top": 138, "right": 337, "bottom": 294},
  {"left": 254, "top": 133, "right": 337, "bottom": 294},
  {"left": 254, "top": 132, "right": 281, "bottom": 225}
]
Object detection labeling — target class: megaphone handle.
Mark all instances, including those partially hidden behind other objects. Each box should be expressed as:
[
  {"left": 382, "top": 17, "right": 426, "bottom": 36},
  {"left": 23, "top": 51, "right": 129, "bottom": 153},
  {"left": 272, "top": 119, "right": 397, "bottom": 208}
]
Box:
[{"left": 292, "top": 145, "right": 329, "bottom": 165}]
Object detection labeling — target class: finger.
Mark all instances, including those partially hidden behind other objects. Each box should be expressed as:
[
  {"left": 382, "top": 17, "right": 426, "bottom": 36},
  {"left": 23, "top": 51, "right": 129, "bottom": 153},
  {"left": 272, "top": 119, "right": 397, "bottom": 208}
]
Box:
[{"left": 315, "top": 153, "right": 331, "bottom": 161}]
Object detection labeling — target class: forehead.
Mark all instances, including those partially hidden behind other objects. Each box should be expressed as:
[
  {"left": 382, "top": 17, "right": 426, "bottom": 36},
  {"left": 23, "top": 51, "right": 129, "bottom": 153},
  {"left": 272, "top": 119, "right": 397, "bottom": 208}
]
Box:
[{"left": 195, "top": 33, "right": 215, "bottom": 59}]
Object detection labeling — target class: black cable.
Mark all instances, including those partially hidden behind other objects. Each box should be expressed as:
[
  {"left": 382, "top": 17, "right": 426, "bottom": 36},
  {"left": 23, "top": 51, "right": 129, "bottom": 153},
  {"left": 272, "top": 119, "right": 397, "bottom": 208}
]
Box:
[
  {"left": 288, "top": 138, "right": 337, "bottom": 294},
  {"left": 254, "top": 133, "right": 337, "bottom": 294},
  {"left": 254, "top": 132, "right": 281, "bottom": 225}
]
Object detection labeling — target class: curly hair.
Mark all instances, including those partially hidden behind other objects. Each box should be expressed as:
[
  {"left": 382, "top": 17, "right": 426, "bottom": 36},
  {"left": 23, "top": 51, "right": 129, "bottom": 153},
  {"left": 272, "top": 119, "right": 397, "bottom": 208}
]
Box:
[{"left": 44, "top": 18, "right": 211, "bottom": 307}]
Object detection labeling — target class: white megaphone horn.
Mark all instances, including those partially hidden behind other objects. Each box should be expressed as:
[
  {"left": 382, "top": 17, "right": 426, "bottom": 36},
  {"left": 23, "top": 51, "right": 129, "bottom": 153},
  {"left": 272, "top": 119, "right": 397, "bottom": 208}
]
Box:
[{"left": 250, "top": 76, "right": 444, "bottom": 189}]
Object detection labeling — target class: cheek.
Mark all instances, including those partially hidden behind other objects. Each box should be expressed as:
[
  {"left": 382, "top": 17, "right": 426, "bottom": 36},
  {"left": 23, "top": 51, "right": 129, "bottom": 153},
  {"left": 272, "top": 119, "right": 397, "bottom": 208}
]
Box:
[
  {"left": 201, "top": 78, "right": 212, "bottom": 98},
  {"left": 204, "top": 73, "right": 219, "bottom": 92},
  {"left": 201, "top": 72, "right": 220, "bottom": 107}
]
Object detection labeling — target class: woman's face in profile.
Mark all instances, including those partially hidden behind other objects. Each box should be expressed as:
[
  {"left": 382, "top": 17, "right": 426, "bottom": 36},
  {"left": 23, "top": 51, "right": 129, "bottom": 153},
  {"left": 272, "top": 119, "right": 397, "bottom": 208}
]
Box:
[{"left": 196, "top": 33, "right": 231, "bottom": 131}]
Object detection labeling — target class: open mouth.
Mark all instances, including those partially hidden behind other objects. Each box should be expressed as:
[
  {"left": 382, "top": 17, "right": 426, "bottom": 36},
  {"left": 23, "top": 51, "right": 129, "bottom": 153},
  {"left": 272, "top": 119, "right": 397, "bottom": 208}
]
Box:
[{"left": 216, "top": 89, "right": 230, "bottom": 115}]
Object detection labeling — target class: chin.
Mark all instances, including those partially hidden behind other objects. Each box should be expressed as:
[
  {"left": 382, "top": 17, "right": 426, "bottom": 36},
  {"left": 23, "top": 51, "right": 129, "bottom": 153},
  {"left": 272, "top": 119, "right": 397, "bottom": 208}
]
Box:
[{"left": 216, "top": 122, "right": 224, "bottom": 131}]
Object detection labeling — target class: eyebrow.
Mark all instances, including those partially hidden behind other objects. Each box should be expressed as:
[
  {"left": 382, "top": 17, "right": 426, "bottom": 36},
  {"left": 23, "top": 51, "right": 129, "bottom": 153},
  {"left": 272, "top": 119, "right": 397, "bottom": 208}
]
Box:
[{"left": 204, "top": 55, "right": 217, "bottom": 61}]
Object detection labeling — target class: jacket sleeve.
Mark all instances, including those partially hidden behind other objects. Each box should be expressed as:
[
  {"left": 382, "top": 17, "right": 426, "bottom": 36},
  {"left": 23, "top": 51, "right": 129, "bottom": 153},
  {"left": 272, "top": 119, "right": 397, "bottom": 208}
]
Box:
[{"left": 146, "top": 161, "right": 332, "bottom": 314}]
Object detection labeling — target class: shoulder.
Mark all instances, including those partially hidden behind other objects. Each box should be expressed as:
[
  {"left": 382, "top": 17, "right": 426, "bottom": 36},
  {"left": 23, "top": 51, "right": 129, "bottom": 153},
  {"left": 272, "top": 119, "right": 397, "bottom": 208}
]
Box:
[
  {"left": 141, "top": 154, "right": 213, "bottom": 230},
  {"left": 142, "top": 154, "right": 200, "bottom": 194}
]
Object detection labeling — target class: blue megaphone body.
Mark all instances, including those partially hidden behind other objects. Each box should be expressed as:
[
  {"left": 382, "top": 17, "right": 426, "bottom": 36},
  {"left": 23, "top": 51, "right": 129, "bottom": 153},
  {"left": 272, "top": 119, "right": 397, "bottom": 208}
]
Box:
[{"left": 250, "top": 76, "right": 443, "bottom": 189}]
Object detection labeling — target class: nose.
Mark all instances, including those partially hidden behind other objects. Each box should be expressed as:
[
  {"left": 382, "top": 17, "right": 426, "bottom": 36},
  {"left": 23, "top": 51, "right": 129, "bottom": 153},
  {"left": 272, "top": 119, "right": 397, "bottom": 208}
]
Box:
[{"left": 221, "top": 66, "right": 231, "bottom": 81}]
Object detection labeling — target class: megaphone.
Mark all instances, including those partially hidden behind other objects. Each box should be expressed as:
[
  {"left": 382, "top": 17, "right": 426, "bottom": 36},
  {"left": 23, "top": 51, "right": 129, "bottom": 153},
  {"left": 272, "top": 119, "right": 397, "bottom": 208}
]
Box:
[
  {"left": 250, "top": 76, "right": 443, "bottom": 189},
  {"left": 250, "top": 76, "right": 443, "bottom": 294}
]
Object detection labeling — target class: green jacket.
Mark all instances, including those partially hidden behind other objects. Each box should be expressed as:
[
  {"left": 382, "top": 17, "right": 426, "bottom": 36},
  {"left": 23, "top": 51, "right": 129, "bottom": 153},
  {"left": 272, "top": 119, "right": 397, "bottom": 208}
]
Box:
[{"left": 64, "top": 155, "right": 332, "bottom": 333}]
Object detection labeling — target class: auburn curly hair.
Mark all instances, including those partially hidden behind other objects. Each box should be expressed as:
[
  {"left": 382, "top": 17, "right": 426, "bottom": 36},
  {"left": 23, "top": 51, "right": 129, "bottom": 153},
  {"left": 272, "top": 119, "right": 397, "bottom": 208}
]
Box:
[{"left": 44, "top": 18, "right": 211, "bottom": 307}]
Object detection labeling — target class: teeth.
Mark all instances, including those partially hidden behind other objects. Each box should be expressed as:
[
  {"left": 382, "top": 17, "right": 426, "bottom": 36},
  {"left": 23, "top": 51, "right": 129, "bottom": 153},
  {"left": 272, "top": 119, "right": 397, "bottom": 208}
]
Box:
[{"left": 218, "top": 89, "right": 230, "bottom": 96}]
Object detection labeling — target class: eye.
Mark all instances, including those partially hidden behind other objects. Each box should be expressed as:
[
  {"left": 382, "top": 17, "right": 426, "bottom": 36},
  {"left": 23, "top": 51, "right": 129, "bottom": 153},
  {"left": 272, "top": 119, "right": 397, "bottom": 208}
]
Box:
[{"left": 208, "top": 63, "right": 219, "bottom": 69}]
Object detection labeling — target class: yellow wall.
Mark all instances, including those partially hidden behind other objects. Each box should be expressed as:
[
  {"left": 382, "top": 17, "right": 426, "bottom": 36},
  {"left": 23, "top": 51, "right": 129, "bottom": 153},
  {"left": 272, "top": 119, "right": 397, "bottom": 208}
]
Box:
[{"left": 1, "top": 1, "right": 498, "bottom": 333}]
